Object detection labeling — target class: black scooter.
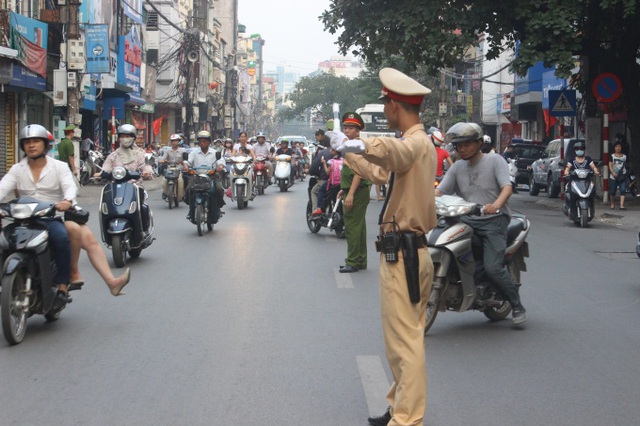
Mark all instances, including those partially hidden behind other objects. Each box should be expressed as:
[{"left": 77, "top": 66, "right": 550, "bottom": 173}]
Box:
[
  {"left": 306, "top": 177, "right": 345, "bottom": 238},
  {"left": 0, "top": 198, "right": 67, "bottom": 344},
  {"left": 99, "top": 166, "right": 155, "bottom": 267},
  {"left": 187, "top": 166, "right": 223, "bottom": 236}
]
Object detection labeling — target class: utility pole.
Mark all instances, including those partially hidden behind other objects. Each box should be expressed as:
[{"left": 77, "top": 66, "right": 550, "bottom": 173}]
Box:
[{"left": 438, "top": 70, "right": 447, "bottom": 131}]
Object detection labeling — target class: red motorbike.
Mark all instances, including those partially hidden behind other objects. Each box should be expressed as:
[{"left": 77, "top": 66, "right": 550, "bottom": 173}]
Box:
[{"left": 254, "top": 154, "right": 269, "bottom": 195}]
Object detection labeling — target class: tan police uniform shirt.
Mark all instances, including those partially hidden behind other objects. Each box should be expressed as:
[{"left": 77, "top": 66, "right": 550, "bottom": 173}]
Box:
[{"left": 346, "top": 123, "right": 436, "bottom": 235}]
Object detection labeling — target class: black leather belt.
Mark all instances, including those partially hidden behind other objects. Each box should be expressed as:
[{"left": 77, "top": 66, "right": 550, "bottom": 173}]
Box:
[{"left": 375, "top": 232, "right": 427, "bottom": 252}]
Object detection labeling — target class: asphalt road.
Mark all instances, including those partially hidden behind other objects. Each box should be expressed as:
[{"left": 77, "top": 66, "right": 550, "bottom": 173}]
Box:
[{"left": 0, "top": 180, "right": 639, "bottom": 426}]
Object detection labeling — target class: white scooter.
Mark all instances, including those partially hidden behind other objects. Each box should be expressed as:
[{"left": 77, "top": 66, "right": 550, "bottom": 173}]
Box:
[
  {"left": 274, "top": 154, "right": 293, "bottom": 192},
  {"left": 230, "top": 154, "right": 255, "bottom": 210}
]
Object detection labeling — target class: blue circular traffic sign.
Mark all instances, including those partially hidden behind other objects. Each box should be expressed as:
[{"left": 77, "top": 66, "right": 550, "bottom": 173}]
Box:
[{"left": 592, "top": 73, "right": 622, "bottom": 103}]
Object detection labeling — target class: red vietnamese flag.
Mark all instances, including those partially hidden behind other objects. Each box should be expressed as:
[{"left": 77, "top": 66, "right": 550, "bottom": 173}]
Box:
[{"left": 152, "top": 117, "right": 163, "bottom": 135}]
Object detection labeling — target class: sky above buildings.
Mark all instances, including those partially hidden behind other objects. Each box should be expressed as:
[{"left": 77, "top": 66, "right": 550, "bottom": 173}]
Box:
[{"left": 238, "top": 0, "right": 344, "bottom": 76}]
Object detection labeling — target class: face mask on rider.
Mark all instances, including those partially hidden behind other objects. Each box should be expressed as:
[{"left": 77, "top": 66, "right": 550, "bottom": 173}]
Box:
[
  {"left": 119, "top": 136, "right": 135, "bottom": 148},
  {"left": 575, "top": 150, "right": 585, "bottom": 156}
]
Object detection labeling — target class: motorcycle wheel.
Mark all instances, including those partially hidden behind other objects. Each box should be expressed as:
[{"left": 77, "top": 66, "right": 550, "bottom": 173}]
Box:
[
  {"left": 580, "top": 207, "right": 589, "bottom": 228},
  {"left": 1, "top": 269, "right": 29, "bottom": 345},
  {"left": 79, "top": 171, "right": 89, "bottom": 186},
  {"left": 112, "top": 235, "right": 127, "bottom": 268},
  {"left": 173, "top": 184, "right": 179, "bottom": 208},
  {"left": 168, "top": 184, "right": 174, "bottom": 210},
  {"left": 424, "top": 276, "right": 444, "bottom": 335},
  {"left": 257, "top": 176, "right": 264, "bottom": 195},
  {"left": 279, "top": 180, "right": 288, "bottom": 192},
  {"left": 196, "top": 204, "right": 204, "bottom": 236},
  {"left": 306, "top": 201, "right": 321, "bottom": 233},
  {"left": 237, "top": 192, "right": 245, "bottom": 210}
]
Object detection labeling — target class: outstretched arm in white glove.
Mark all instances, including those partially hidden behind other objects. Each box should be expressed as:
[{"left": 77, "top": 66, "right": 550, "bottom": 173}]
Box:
[{"left": 336, "top": 139, "right": 365, "bottom": 154}]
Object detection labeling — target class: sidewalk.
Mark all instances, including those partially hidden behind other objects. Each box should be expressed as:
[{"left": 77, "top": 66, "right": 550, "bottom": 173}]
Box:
[{"left": 531, "top": 191, "right": 640, "bottom": 229}]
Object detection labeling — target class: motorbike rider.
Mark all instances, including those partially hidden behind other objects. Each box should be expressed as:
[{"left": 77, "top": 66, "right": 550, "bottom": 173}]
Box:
[
  {"left": 563, "top": 140, "right": 600, "bottom": 210},
  {"left": 435, "top": 122, "right": 527, "bottom": 326},
  {"left": 275, "top": 139, "right": 296, "bottom": 183},
  {"left": 101, "top": 124, "right": 153, "bottom": 233},
  {"left": 309, "top": 136, "right": 333, "bottom": 215},
  {"left": 315, "top": 128, "right": 331, "bottom": 150},
  {"left": 0, "top": 124, "right": 78, "bottom": 312},
  {"left": 184, "top": 130, "right": 226, "bottom": 223},
  {"left": 432, "top": 130, "right": 453, "bottom": 180},
  {"left": 160, "top": 133, "right": 186, "bottom": 201},
  {"left": 252, "top": 131, "right": 274, "bottom": 183},
  {"left": 233, "top": 131, "right": 256, "bottom": 161}
]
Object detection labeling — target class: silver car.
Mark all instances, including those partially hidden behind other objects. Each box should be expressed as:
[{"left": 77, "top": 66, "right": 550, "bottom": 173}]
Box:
[{"left": 529, "top": 138, "right": 584, "bottom": 198}]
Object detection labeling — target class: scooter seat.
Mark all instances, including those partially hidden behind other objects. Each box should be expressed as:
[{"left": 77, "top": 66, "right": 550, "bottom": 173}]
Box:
[{"left": 506, "top": 215, "right": 527, "bottom": 246}]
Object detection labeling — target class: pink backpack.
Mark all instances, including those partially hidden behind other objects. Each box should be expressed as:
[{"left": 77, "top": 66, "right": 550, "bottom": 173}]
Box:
[{"left": 327, "top": 157, "right": 343, "bottom": 187}]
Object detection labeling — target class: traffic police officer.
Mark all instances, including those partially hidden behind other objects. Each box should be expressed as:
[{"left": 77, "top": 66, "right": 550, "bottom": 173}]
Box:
[
  {"left": 337, "top": 112, "right": 371, "bottom": 273},
  {"left": 336, "top": 68, "right": 436, "bottom": 426}
]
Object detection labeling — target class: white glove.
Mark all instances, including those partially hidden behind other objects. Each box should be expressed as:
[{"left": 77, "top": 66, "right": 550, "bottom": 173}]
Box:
[
  {"left": 337, "top": 139, "right": 365, "bottom": 154},
  {"left": 329, "top": 131, "right": 348, "bottom": 150}
]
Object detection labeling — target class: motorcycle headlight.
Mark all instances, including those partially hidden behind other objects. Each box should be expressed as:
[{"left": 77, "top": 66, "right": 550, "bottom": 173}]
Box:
[
  {"left": 236, "top": 163, "right": 247, "bottom": 172},
  {"left": 112, "top": 166, "right": 127, "bottom": 180},
  {"left": 10, "top": 203, "right": 38, "bottom": 219}
]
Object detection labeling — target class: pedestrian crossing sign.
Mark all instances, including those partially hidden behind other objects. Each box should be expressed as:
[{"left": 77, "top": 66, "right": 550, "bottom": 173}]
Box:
[{"left": 549, "top": 90, "right": 576, "bottom": 117}]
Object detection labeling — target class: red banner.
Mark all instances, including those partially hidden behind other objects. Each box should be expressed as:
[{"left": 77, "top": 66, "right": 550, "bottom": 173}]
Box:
[
  {"left": 14, "top": 32, "right": 46, "bottom": 78},
  {"left": 152, "top": 117, "right": 163, "bottom": 135}
]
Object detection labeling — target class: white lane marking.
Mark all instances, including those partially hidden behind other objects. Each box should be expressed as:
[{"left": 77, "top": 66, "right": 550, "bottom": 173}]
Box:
[
  {"left": 357, "top": 355, "right": 390, "bottom": 416},
  {"left": 334, "top": 267, "right": 354, "bottom": 288}
]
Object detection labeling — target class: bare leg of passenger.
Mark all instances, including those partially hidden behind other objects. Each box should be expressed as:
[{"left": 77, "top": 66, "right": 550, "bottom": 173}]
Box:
[
  {"left": 79, "top": 227, "right": 129, "bottom": 295},
  {"left": 65, "top": 221, "right": 84, "bottom": 286}
]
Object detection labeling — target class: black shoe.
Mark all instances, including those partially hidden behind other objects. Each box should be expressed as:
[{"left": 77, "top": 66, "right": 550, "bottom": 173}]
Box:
[
  {"left": 339, "top": 265, "right": 359, "bottom": 273},
  {"left": 52, "top": 290, "right": 71, "bottom": 313},
  {"left": 512, "top": 304, "right": 527, "bottom": 325},
  {"left": 368, "top": 407, "right": 391, "bottom": 426}
]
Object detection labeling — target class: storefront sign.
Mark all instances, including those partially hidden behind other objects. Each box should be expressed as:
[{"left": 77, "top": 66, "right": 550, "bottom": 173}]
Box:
[{"left": 86, "top": 24, "right": 110, "bottom": 73}]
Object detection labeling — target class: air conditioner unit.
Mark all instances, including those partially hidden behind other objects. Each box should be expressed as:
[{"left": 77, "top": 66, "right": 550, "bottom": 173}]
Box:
[{"left": 67, "top": 72, "right": 77, "bottom": 88}]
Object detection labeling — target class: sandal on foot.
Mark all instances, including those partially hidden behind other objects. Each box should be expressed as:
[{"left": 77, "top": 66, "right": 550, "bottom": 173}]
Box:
[
  {"left": 110, "top": 268, "right": 130, "bottom": 296},
  {"left": 620, "top": 207, "right": 627, "bottom": 210},
  {"left": 69, "top": 280, "right": 85, "bottom": 291}
]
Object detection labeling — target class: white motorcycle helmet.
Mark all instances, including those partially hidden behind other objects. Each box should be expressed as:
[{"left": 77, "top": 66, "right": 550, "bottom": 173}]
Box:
[
  {"left": 431, "top": 130, "right": 445, "bottom": 146},
  {"left": 117, "top": 124, "right": 137, "bottom": 148}
]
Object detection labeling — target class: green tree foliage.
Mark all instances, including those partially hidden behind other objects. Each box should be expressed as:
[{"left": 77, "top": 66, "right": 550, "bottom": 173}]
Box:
[
  {"left": 277, "top": 71, "right": 381, "bottom": 122},
  {"left": 322, "top": 0, "right": 640, "bottom": 167}
]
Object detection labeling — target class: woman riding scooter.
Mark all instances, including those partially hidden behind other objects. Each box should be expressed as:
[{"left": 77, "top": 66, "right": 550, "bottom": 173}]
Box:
[{"left": 100, "top": 124, "right": 154, "bottom": 232}]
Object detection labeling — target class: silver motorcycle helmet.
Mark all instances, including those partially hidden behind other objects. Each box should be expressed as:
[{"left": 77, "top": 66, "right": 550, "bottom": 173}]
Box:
[
  {"left": 19, "top": 124, "right": 51, "bottom": 151},
  {"left": 117, "top": 124, "right": 137, "bottom": 148},
  {"left": 444, "top": 122, "right": 484, "bottom": 146},
  {"left": 196, "top": 130, "right": 211, "bottom": 141},
  {"left": 573, "top": 141, "right": 586, "bottom": 156}
]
